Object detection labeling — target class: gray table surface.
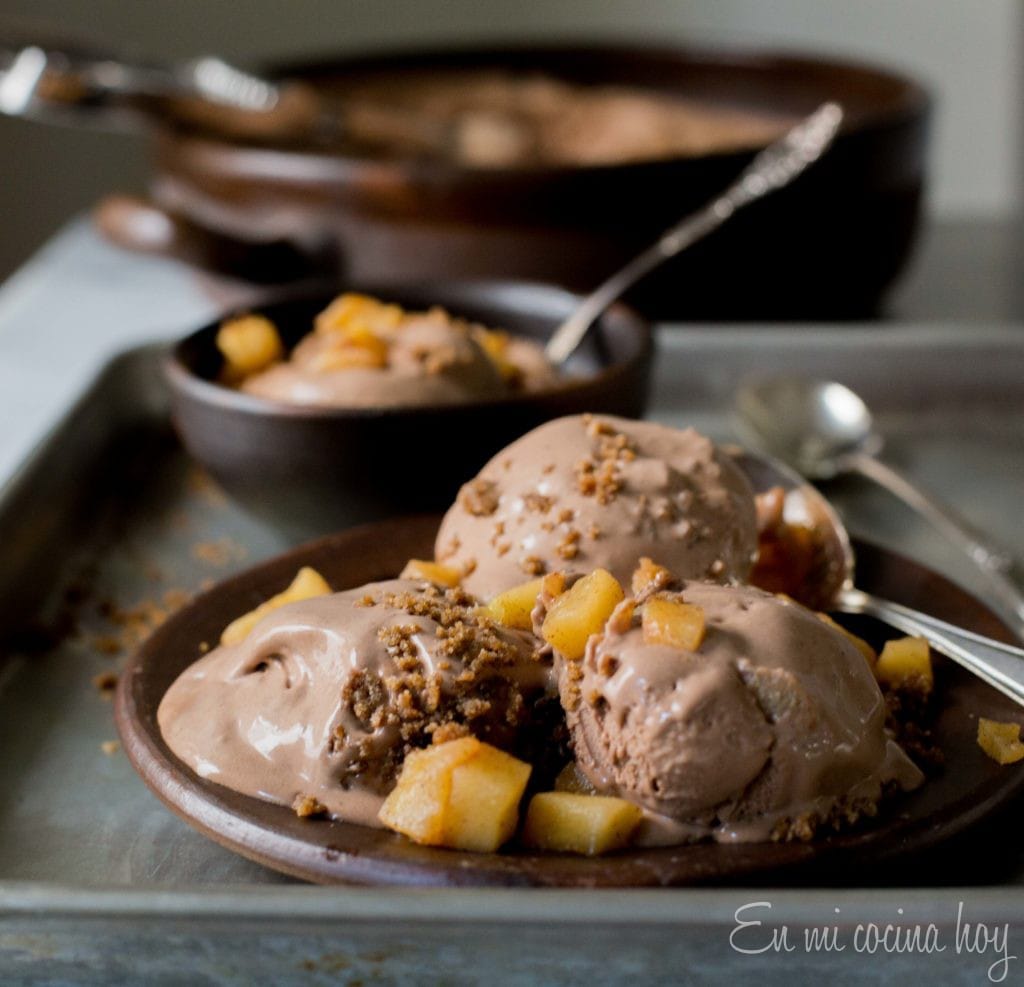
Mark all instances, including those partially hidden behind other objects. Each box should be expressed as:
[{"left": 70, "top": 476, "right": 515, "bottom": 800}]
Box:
[{"left": 2, "top": 219, "right": 1024, "bottom": 985}]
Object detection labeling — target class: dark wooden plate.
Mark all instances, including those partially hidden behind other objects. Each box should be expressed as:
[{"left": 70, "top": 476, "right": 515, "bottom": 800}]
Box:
[{"left": 115, "top": 516, "right": 1024, "bottom": 887}]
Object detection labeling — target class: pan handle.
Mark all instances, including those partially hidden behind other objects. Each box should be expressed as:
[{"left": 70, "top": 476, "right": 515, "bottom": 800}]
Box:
[
  {"left": 0, "top": 40, "right": 320, "bottom": 138},
  {"left": 94, "top": 194, "right": 210, "bottom": 265},
  {"left": 93, "top": 194, "right": 338, "bottom": 283}
]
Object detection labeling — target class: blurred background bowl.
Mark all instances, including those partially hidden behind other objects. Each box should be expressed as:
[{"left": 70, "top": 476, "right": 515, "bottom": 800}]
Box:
[
  {"left": 166, "top": 279, "right": 652, "bottom": 539},
  {"left": 101, "top": 40, "right": 929, "bottom": 321}
]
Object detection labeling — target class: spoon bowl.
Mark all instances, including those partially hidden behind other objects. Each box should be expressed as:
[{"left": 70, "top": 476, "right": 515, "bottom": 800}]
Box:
[
  {"left": 731, "top": 447, "right": 1024, "bottom": 709},
  {"left": 734, "top": 376, "right": 882, "bottom": 478},
  {"left": 735, "top": 373, "right": 1024, "bottom": 634}
]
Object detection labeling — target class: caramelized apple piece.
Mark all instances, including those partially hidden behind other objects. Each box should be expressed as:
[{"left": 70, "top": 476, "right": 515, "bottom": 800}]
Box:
[
  {"left": 642, "top": 598, "right": 706, "bottom": 651},
  {"left": 220, "top": 567, "right": 332, "bottom": 646},
  {"left": 485, "top": 577, "right": 545, "bottom": 630},
  {"left": 379, "top": 737, "right": 531, "bottom": 851},
  {"left": 473, "top": 327, "right": 520, "bottom": 383},
  {"left": 444, "top": 744, "right": 532, "bottom": 852},
  {"left": 631, "top": 556, "right": 672, "bottom": 595},
  {"left": 977, "top": 718, "right": 1024, "bottom": 765},
  {"left": 522, "top": 792, "right": 642, "bottom": 855},
  {"left": 540, "top": 571, "right": 567, "bottom": 599},
  {"left": 541, "top": 568, "right": 624, "bottom": 660},
  {"left": 216, "top": 315, "right": 283, "bottom": 380},
  {"left": 400, "top": 559, "right": 462, "bottom": 588},
  {"left": 816, "top": 612, "right": 877, "bottom": 668},
  {"left": 874, "top": 636, "right": 932, "bottom": 691},
  {"left": 378, "top": 737, "right": 480, "bottom": 845},
  {"left": 315, "top": 292, "right": 403, "bottom": 337}
]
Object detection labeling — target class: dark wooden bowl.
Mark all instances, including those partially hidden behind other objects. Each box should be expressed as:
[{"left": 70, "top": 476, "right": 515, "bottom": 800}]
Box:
[
  {"left": 115, "top": 517, "right": 1024, "bottom": 887},
  {"left": 165, "top": 280, "right": 652, "bottom": 538},
  {"left": 100, "top": 41, "right": 929, "bottom": 320}
]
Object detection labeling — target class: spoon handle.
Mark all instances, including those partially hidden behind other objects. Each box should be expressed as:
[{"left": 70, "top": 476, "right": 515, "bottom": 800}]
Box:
[
  {"left": 844, "top": 449, "right": 1024, "bottom": 635},
  {"left": 544, "top": 101, "right": 844, "bottom": 364},
  {"left": 838, "top": 588, "right": 1024, "bottom": 708}
]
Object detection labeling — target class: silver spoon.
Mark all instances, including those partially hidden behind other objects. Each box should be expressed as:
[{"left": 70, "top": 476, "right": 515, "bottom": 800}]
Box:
[
  {"left": 544, "top": 101, "right": 844, "bottom": 365},
  {"left": 731, "top": 447, "right": 1024, "bottom": 710},
  {"left": 734, "top": 375, "right": 1024, "bottom": 637}
]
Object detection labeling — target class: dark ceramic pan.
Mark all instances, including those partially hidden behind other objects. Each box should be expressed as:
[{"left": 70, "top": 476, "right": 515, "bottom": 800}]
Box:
[
  {"left": 116, "top": 516, "right": 1024, "bottom": 887},
  {"left": 97, "top": 41, "right": 929, "bottom": 319},
  {"left": 165, "top": 280, "right": 651, "bottom": 538}
]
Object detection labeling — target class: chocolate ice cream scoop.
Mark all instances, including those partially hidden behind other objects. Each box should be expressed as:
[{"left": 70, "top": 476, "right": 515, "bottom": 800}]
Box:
[
  {"left": 559, "top": 581, "right": 922, "bottom": 843},
  {"left": 241, "top": 311, "right": 514, "bottom": 408},
  {"left": 158, "top": 579, "right": 551, "bottom": 826},
  {"left": 436, "top": 415, "right": 758, "bottom": 600}
]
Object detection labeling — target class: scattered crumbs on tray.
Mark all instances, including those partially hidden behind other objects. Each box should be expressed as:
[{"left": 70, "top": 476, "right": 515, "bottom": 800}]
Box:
[
  {"left": 92, "top": 671, "right": 119, "bottom": 698},
  {"left": 100, "top": 740, "right": 120, "bottom": 756},
  {"left": 91, "top": 634, "right": 123, "bottom": 656},
  {"left": 191, "top": 536, "right": 249, "bottom": 568},
  {"left": 91, "top": 588, "right": 194, "bottom": 654}
]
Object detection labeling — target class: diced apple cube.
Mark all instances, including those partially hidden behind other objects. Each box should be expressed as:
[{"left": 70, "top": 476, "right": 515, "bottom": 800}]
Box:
[
  {"left": 541, "top": 571, "right": 567, "bottom": 599},
  {"left": 444, "top": 745, "right": 532, "bottom": 852},
  {"left": 378, "top": 737, "right": 531, "bottom": 852},
  {"left": 216, "top": 315, "right": 283, "bottom": 379},
  {"left": 977, "top": 718, "right": 1024, "bottom": 765},
  {"left": 541, "top": 569, "right": 624, "bottom": 660},
  {"left": 874, "top": 636, "right": 933, "bottom": 691},
  {"left": 221, "top": 566, "right": 332, "bottom": 645},
  {"left": 473, "top": 327, "right": 520, "bottom": 382},
  {"left": 522, "top": 791, "right": 642, "bottom": 855},
  {"left": 816, "top": 612, "right": 877, "bottom": 668},
  {"left": 631, "top": 556, "right": 672, "bottom": 595},
  {"left": 485, "top": 578, "right": 545, "bottom": 629},
  {"left": 400, "top": 559, "right": 462, "bottom": 588},
  {"left": 642, "top": 598, "right": 706, "bottom": 651},
  {"left": 378, "top": 737, "right": 480, "bottom": 845},
  {"left": 315, "top": 292, "right": 403, "bottom": 336}
]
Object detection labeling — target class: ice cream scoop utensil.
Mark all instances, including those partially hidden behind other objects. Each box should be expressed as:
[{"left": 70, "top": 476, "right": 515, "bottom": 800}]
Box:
[
  {"left": 544, "top": 101, "right": 844, "bottom": 364},
  {"left": 732, "top": 447, "right": 1024, "bottom": 710},
  {"left": 734, "top": 375, "right": 1024, "bottom": 637}
]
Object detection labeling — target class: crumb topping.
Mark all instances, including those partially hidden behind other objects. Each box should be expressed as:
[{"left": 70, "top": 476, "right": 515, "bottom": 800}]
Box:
[
  {"left": 293, "top": 794, "right": 328, "bottom": 818},
  {"left": 460, "top": 478, "right": 500, "bottom": 517},
  {"left": 336, "top": 585, "right": 540, "bottom": 783},
  {"left": 556, "top": 528, "right": 581, "bottom": 560},
  {"left": 524, "top": 493, "right": 555, "bottom": 514},
  {"left": 574, "top": 418, "right": 636, "bottom": 505}
]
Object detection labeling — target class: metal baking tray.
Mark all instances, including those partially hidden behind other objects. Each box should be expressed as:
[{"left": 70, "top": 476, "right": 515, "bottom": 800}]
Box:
[{"left": 2, "top": 327, "right": 1023, "bottom": 984}]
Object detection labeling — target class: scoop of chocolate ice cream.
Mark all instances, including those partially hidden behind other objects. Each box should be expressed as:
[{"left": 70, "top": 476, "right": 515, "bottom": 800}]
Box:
[
  {"left": 436, "top": 415, "right": 758, "bottom": 600},
  {"left": 242, "top": 310, "right": 512, "bottom": 408},
  {"left": 558, "top": 581, "right": 922, "bottom": 842},
  {"left": 158, "top": 579, "right": 551, "bottom": 825}
]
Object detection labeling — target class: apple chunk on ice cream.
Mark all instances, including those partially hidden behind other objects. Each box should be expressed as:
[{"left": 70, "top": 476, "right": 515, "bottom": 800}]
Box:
[{"left": 435, "top": 414, "right": 758, "bottom": 600}]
